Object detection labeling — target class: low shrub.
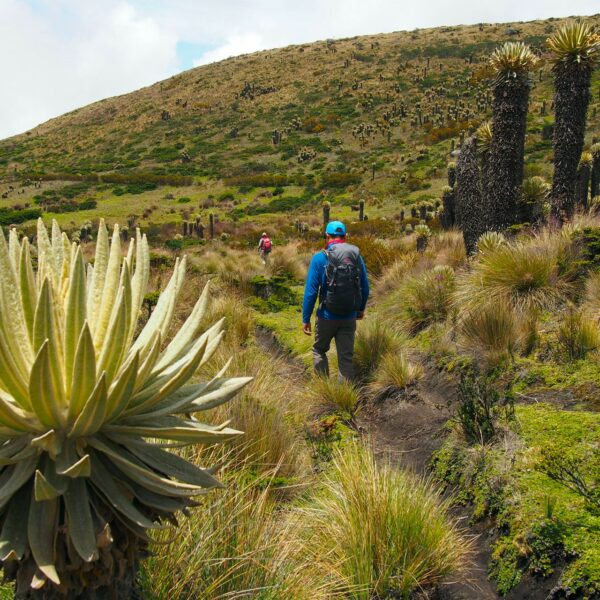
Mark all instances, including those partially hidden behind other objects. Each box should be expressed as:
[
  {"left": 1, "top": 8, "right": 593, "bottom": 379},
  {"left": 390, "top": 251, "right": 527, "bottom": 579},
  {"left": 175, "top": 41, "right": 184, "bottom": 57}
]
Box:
[
  {"left": 539, "top": 445, "right": 600, "bottom": 512},
  {"left": 319, "top": 172, "right": 361, "bottom": 189},
  {"left": 455, "top": 370, "right": 514, "bottom": 445},
  {"left": 0, "top": 207, "right": 42, "bottom": 225},
  {"left": 352, "top": 237, "right": 396, "bottom": 277}
]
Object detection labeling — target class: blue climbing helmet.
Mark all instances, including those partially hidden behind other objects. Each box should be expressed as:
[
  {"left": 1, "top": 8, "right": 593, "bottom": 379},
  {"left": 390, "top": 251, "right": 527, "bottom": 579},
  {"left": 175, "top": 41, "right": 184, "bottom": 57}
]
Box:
[{"left": 325, "top": 221, "right": 346, "bottom": 236}]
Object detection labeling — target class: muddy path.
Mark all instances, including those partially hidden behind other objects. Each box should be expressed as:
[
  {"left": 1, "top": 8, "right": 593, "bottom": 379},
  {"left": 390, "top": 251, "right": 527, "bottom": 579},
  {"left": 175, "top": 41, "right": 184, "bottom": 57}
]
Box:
[{"left": 255, "top": 327, "right": 550, "bottom": 599}]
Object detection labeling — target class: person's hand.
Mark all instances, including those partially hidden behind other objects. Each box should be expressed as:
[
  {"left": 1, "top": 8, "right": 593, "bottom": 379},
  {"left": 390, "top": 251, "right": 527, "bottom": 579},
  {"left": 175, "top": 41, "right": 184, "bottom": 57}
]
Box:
[
  {"left": 303, "top": 322, "right": 312, "bottom": 335},
  {"left": 357, "top": 311, "right": 365, "bottom": 320}
]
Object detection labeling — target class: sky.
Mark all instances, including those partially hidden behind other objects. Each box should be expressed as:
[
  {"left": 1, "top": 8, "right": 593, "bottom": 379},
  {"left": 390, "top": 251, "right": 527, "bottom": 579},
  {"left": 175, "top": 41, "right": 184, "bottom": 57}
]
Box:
[{"left": 0, "top": 0, "right": 598, "bottom": 139}]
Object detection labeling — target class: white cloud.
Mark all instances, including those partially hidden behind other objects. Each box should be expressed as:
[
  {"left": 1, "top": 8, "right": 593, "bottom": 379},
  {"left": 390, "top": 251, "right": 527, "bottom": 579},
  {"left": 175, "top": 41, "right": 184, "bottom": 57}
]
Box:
[
  {"left": 192, "top": 32, "right": 266, "bottom": 66},
  {"left": 1, "top": 0, "right": 599, "bottom": 139},
  {"left": 0, "top": 0, "right": 178, "bottom": 139}
]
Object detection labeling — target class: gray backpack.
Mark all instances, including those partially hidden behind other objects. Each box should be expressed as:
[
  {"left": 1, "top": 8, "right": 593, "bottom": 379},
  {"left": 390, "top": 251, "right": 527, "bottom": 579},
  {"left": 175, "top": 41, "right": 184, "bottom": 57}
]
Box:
[{"left": 322, "top": 243, "right": 363, "bottom": 316}]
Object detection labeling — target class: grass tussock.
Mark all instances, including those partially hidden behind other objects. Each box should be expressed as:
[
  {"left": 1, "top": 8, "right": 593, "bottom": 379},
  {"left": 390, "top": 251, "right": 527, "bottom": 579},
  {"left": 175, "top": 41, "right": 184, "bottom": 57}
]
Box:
[
  {"left": 370, "top": 352, "right": 423, "bottom": 397},
  {"left": 207, "top": 348, "right": 310, "bottom": 480},
  {"left": 308, "top": 376, "right": 361, "bottom": 419},
  {"left": 268, "top": 243, "right": 307, "bottom": 281},
  {"left": 374, "top": 253, "right": 418, "bottom": 297},
  {"left": 429, "top": 229, "right": 467, "bottom": 268},
  {"left": 456, "top": 235, "right": 575, "bottom": 313},
  {"left": 583, "top": 271, "right": 600, "bottom": 318},
  {"left": 556, "top": 306, "right": 600, "bottom": 360},
  {"left": 354, "top": 319, "right": 400, "bottom": 380},
  {"left": 459, "top": 302, "right": 522, "bottom": 365},
  {"left": 202, "top": 294, "right": 255, "bottom": 345},
  {"left": 297, "top": 442, "right": 471, "bottom": 599},
  {"left": 141, "top": 466, "right": 324, "bottom": 600},
  {"left": 399, "top": 265, "right": 456, "bottom": 333}
]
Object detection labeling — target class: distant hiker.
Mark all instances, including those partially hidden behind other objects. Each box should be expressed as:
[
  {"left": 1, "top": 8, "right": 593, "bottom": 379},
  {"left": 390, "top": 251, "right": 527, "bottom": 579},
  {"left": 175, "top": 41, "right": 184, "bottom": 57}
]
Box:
[
  {"left": 258, "top": 232, "right": 272, "bottom": 265},
  {"left": 302, "top": 221, "right": 369, "bottom": 381}
]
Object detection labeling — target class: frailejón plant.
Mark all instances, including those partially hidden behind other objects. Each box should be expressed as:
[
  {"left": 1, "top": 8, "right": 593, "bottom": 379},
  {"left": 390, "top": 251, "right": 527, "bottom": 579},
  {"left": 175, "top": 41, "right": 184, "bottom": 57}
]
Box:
[{"left": 0, "top": 219, "right": 248, "bottom": 597}]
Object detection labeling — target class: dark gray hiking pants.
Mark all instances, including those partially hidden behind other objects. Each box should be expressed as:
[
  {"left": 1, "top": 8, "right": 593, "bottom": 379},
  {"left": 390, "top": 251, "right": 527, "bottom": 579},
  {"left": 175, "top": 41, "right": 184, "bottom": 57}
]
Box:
[{"left": 313, "top": 317, "right": 357, "bottom": 381}]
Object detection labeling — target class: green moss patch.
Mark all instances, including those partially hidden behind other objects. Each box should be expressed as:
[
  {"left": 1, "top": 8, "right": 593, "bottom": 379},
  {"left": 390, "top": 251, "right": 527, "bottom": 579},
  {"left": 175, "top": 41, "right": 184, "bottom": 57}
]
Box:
[{"left": 432, "top": 404, "right": 600, "bottom": 597}]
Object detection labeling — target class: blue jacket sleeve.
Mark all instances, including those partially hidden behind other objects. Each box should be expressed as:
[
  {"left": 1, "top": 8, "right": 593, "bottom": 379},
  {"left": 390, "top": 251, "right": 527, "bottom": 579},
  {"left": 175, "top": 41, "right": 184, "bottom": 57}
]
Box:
[
  {"left": 359, "top": 257, "right": 370, "bottom": 312},
  {"left": 302, "top": 254, "right": 322, "bottom": 323}
]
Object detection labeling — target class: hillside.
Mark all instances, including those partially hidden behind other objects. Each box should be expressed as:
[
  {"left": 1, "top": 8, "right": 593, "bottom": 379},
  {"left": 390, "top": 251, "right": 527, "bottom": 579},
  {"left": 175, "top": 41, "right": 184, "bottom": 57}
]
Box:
[{"left": 1, "top": 14, "right": 599, "bottom": 236}]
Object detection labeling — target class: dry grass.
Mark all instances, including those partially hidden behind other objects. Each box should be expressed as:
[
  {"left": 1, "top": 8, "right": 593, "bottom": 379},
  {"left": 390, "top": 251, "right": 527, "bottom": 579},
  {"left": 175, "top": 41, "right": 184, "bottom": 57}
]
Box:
[
  {"left": 141, "top": 465, "right": 326, "bottom": 600},
  {"left": 370, "top": 352, "right": 423, "bottom": 398},
  {"left": 307, "top": 376, "right": 361, "bottom": 419},
  {"left": 374, "top": 253, "right": 418, "bottom": 297},
  {"left": 459, "top": 302, "right": 522, "bottom": 366},
  {"left": 455, "top": 233, "right": 576, "bottom": 314},
  {"left": 295, "top": 442, "right": 471, "bottom": 599},
  {"left": 353, "top": 319, "right": 401, "bottom": 380},
  {"left": 556, "top": 306, "right": 600, "bottom": 360},
  {"left": 583, "top": 271, "right": 600, "bottom": 319},
  {"left": 428, "top": 229, "right": 468, "bottom": 268},
  {"left": 399, "top": 265, "right": 456, "bottom": 333},
  {"left": 206, "top": 346, "right": 311, "bottom": 480}
]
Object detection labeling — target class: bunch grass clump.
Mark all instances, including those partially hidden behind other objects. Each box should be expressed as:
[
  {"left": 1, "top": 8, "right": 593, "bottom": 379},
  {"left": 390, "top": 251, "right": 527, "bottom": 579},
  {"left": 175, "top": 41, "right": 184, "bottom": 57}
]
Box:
[
  {"left": 308, "top": 376, "right": 361, "bottom": 419},
  {"left": 583, "top": 271, "right": 600, "bottom": 318},
  {"left": 557, "top": 306, "right": 600, "bottom": 360},
  {"left": 456, "top": 235, "right": 574, "bottom": 314},
  {"left": 297, "top": 442, "right": 470, "bottom": 599},
  {"left": 459, "top": 303, "right": 522, "bottom": 366},
  {"left": 399, "top": 265, "right": 456, "bottom": 333},
  {"left": 142, "top": 464, "right": 322, "bottom": 600},
  {"left": 370, "top": 352, "right": 423, "bottom": 398},
  {"left": 353, "top": 319, "right": 399, "bottom": 380}
]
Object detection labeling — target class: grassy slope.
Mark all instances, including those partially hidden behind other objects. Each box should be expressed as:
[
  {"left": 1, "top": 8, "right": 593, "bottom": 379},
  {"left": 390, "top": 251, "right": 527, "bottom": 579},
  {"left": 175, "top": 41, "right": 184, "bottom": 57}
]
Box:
[{"left": 1, "top": 15, "right": 599, "bottom": 235}]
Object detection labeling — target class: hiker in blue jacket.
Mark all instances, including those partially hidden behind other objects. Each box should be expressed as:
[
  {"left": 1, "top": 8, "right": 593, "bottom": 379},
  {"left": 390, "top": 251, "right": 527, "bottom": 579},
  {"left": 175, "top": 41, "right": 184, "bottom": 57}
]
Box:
[{"left": 302, "top": 221, "right": 369, "bottom": 381}]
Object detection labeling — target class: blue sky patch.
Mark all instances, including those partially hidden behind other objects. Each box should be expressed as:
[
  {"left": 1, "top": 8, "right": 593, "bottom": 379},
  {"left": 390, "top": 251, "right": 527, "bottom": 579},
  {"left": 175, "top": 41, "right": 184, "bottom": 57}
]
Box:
[{"left": 177, "top": 40, "right": 216, "bottom": 70}]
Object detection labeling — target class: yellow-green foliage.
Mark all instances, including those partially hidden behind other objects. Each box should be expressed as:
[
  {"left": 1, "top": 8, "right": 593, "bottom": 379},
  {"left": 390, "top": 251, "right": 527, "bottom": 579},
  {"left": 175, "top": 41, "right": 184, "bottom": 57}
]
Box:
[
  {"left": 433, "top": 405, "right": 600, "bottom": 597},
  {"left": 489, "top": 42, "right": 539, "bottom": 77},
  {"left": 370, "top": 352, "right": 423, "bottom": 397},
  {"left": 141, "top": 466, "right": 324, "bottom": 600},
  {"left": 459, "top": 302, "right": 522, "bottom": 365},
  {"left": 353, "top": 318, "right": 400, "bottom": 380},
  {"left": 547, "top": 21, "right": 600, "bottom": 65},
  {"left": 297, "top": 442, "right": 470, "bottom": 599},
  {"left": 556, "top": 306, "right": 600, "bottom": 360},
  {"left": 308, "top": 376, "right": 361, "bottom": 419},
  {"left": 583, "top": 271, "right": 600, "bottom": 319},
  {"left": 399, "top": 265, "right": 456, "bottom": 333},
  {"left": 456, "top": 235, "right": 574, "bottom": 313}
]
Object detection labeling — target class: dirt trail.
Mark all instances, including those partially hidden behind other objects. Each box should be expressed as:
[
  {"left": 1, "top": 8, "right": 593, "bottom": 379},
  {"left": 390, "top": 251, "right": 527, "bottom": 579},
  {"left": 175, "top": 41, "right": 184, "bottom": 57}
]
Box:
[
  {"left": 358, "top": 364, "right": 500, "bottom": 600},
  {"left": 256, "top": 328, "right": 502, "bottom": 599}
]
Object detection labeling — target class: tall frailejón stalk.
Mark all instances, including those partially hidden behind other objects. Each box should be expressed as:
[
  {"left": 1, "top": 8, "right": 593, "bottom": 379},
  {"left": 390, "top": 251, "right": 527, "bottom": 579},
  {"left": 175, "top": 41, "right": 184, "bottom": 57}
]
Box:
[
  {"left": 0, "top": 219, "right": 249, "bottom": 599},
  {"left": 487, "top": 42, "right": 538, "bottom": 230},
  {"left": 548, "top": 22, "right": 600, "bottom": 219},
  {"left": 455, "top": 137, "right": 486, "bottom": 255}
]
